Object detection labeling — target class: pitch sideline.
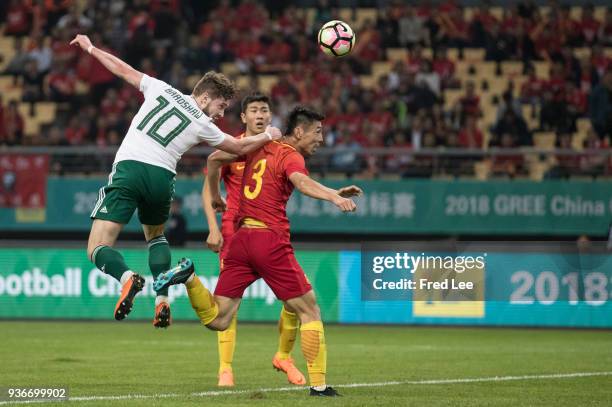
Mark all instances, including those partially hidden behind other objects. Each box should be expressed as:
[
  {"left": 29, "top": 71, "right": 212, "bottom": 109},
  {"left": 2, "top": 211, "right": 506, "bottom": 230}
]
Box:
[{"left": 1, "top": 371, "right": 611, "bottom": 405}]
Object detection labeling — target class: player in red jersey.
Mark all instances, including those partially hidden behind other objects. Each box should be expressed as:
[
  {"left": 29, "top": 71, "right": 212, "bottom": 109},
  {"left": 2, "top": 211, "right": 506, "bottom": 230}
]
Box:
[
  {"left": 201, "top": 93, "right": 306, "bottom": 387},
  {"left": 155, "top": 106, "right": 361, "bottom": 396}
]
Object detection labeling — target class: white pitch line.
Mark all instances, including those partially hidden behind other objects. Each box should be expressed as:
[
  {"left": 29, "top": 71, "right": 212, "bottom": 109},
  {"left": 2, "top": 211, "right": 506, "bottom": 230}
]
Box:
[{"left": 1, "top": 371, "right": 611, "bottom": 405}]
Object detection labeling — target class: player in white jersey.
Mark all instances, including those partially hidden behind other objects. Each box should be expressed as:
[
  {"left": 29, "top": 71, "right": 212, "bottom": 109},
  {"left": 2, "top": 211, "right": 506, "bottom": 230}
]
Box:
[{"left": 70, "top": 34, "right": 282, "bottom": 327}]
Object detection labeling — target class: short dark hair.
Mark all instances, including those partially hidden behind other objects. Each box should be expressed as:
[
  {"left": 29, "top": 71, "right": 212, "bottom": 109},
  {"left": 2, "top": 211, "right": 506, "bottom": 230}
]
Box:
[
  {"left": 241, "top": 92, "right": 271, "bottom": 113},
  {"left": 285, "top": 106, "right": 325, "bottom": 135},
  {"left": 192, "top": 71, "right": 236, "bottom": 100}
]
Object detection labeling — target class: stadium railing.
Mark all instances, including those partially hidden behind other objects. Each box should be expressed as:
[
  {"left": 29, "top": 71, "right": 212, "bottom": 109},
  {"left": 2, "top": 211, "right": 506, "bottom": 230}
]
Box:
[{"left": 1, "top": 146, "right": 610, "bottom": 180}]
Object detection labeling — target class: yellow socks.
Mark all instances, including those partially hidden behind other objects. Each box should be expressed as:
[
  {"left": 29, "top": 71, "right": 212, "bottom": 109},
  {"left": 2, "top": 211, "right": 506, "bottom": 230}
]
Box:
[
  {"left": 300, "top": 320, "right": 327, "bottom": 387},
  {"left": 217, "top": 313, "right": 237, "bottom": 373},
  {"left": 276, "top": 306, "right": 299, "bottom": 360},
  {"left": 186, "top": 276, "right": 219, "bottom": 325}
]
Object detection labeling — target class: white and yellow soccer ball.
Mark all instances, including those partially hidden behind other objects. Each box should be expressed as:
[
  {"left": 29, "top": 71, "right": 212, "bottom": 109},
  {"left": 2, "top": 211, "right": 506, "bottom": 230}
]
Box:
[{"left": 317, "top": 20, "right": 355, "bottom": 57}]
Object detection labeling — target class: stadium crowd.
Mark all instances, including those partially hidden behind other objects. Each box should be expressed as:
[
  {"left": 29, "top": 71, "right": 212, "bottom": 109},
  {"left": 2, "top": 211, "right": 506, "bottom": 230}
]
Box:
[{"left": 0, "top": 0, "right": 611, "bottom": 177}]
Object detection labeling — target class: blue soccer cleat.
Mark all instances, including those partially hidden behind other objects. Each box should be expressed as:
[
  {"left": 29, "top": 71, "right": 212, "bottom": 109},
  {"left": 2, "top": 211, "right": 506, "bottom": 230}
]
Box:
[{"left": 153, "top": 258, "right": 195, "bottom": 292}]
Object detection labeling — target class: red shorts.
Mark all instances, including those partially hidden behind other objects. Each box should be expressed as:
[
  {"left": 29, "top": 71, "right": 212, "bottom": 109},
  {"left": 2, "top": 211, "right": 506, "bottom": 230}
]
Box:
[
  {"left": 214, "top": 227, "right": 312, "bottom": 301},
  {"left": 219, "top": 215, "right": 238, "bottom": 263}
]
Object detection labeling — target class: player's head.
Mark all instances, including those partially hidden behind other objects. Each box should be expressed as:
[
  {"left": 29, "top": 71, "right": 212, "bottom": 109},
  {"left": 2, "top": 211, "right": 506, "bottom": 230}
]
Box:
[
  {"left": 240, "top": 92, "right": 272, "bottom": 135},
  {"left": 284, "top": 106, "right": 325, "bottom": 157},
  {"left": 192, "top": 71, "right": 237, "bottom": 121}
]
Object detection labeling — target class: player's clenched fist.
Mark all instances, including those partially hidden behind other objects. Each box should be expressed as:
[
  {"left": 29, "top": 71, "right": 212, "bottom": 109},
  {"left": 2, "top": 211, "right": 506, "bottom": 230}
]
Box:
[
  {"left": 70, "top": 34, "right": 93, "bottom": 52},
  {"left": 332, "top": 195, "right": 357, "bottom": 212},
  {"left": 206, "top": 228, "right": 223, "bottom": 253},
  {"left": 265, "top": 125, "right": 282, "bottom": 141},
  {"left": 211, "top": 195, "right": 227, "bottom": 212}
]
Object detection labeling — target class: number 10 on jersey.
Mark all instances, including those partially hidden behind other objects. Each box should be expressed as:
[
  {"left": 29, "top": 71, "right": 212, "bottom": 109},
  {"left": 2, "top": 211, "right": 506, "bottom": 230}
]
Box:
[{"left": 137, "top": 96, "right": 192, "bottom": 147}]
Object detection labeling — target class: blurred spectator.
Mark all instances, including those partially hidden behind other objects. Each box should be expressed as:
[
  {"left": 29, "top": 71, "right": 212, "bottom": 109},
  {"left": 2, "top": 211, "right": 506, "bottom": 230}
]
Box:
[
  {"left": 580, "top": 4, "right": 601, "bottom": 46},
  {"left": 416, "top": 60, "right": 441, "bottom": 96},
  {"left": 485, "top": 23, "right": 516, "bottom": 70},
  {"left": 539, "top": 89, "right": 572, "bottom": 133},
  {"left": 3, "top": 100, "right": 24, "bottom": 146},
  {"left": 496, "top": 90, "right": 523, "bottom": 123},
  {"left": 398, "top": 6, "right": 428, "bottom": 48},
  {"left": 493, "top": 108, "right": 531, "bottom": 146},
  {"left": 76, "top": 34, "right": 117, "bottom": 104},
  {"left": 64, "top": 116, "right": 89, "bottom": 145},
  {"left": 433, "top": 47, "right": 459, "bottom": 89},
  {"left": 46, "top": 61, "right": 77, "bottom": 105},
  {"left": 353, "top": 19, "right": 382, "bottom": 70},
  {"left": 589, "top": 70, "right": 612, "bottom": 142},
  {"left": 2, "top": 37, "right": 29, "bottom": 83},
  {"left": 21, "top": 60, "right": 44, "bottom": 115},
  {"left": 458, "top": 114, "right": 484, "bottom": 148},
  {"left": 491, "top": 132, "right": 525, "bottom": 177},
  {"left": 27, "top": 35, "right": 53, "bottom": 75},
  {"left": 600, "top": 8, "right": 612, "bottom": 46},
  {"left": 152, "top": 0, "right": 179, "bottom": 44},
  {"left": 470, "top": 4, "right": 498, "bottom": 47},
  {"left": 57, "top": 4, "right": 93, "bottom": 37},
  {"left": 545, "top": 131, "right": 578, "bottom": 179},
  {"left": 4, "top": 0, "right": 31, "bottom": 37},
  {"left": 455, "top": 80, "right": 481, "bottom": 123}
]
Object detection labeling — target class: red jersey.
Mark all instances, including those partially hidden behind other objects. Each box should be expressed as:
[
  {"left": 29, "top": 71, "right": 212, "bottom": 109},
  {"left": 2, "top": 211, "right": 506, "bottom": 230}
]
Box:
[
  {"left": 236, "top": 141, "right": 308, "bottom": 239},
  {"left": 220, "top": 158, "right": 245, "bottom": 221}
]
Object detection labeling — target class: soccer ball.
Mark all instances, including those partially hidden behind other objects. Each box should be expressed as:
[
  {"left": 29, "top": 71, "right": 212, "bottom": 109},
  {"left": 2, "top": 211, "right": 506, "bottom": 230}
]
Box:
[{"left": 317, "top": 20, "right": 355, "bottom": 57}]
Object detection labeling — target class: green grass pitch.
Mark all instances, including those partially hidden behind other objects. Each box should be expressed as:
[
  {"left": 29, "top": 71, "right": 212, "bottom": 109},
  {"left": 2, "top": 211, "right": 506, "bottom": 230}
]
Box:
[{"left": 1, "top": 321, "right": 611, "bottom": 406}]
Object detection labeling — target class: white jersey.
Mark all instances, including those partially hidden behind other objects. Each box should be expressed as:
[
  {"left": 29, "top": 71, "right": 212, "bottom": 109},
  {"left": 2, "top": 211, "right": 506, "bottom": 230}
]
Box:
[{"left": 114, "top": 74, "right": 226, "bottom": 174}]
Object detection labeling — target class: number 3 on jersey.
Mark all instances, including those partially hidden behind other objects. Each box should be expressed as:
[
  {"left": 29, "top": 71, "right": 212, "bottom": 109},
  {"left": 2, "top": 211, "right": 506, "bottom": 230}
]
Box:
[
  {"left": 244, "top": 159, "right": 267, "bottom": 200},
  {"left": 137, "top": 96, "right": 191, "bottom": 147}
]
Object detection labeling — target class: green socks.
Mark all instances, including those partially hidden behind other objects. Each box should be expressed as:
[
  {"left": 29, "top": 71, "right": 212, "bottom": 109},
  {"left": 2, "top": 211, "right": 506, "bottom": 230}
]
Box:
[
  {"left": 148, "top": 235, "right": 171, "bottom": 297},
  {"left": 92, "top": 245, "right": 129, "bottom": 282}
]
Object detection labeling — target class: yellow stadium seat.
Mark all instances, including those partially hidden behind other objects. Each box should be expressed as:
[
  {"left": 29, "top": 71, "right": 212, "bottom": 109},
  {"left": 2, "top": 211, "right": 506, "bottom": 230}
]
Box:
[
  {"left": 533, "top": 132, "right": 556, "bottom": 149},
  {"left": 473, "top": 61, "right": 497, "bottom": 79},
  {"left": 490, "top": 7, "right": 503, "bottom": 19},
  {"left": 305, "top": 8, "right": 316, "bottom": 27},
  {"left": 355, "top": 8, "right": 377, "bottom": 28},
  {"left": 443, "top": 89, "right": 463, "bottom": 109},
  {"left": 372, "top": 61, "right": 392, "bottom": 78},
  {"left": 529, "top": 161, "right": 550, "bottom": 181},
  {"left": 464, "top": 48, "right": 485, "bottom": 62},
  {"left": 36, "top": 102, "right": 56, "bottom": 123},
  {"left": 220, "top": 62, "right": 239, "bottom": 76},
  {"left": 186, "top": 74, "right": 200, "bottom": 89},
  {"left": 474, "top": 161, "right": 491, "bottom": 180},
  {"left": 447, "top": 48, "right": 460, "bottom": 61},
  {"left": 258, "top": 75, "right": 278, "bottom": 93},
  {"left": 574, "top": 48, "right": 591, "bottom": 59},
  {"left": 359, "top": 75, "right": 376, "bottom": 89},
  {"left": 386, "top": 48, "right": 407, "bottom": 61},
  {"left": 501, "top": 61, "right": 523, "bottom": 76},
  {"left": 534, "top": 61, "right": 550, "bottom": 79},
  {"left": 4, "top": 87, "right": 22, "bottom": 102}
]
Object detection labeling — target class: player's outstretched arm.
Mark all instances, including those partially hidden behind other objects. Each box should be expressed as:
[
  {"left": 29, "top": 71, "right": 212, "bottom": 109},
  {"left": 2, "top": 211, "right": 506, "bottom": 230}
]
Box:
[
  {"left": 70, "top": 34, "right": 143, "bottom": 88},
  {"left": 215, "top": 126, "right": 282, "bottom": 156},
  {"left": 201, "top": 175, "right": 224, "bottom": 253},
  {"left": 289, "top": 172, "right": 358, "bottom": 212},
  {"left": 206, "top": 150, "right": 240, "bottom": 213}
]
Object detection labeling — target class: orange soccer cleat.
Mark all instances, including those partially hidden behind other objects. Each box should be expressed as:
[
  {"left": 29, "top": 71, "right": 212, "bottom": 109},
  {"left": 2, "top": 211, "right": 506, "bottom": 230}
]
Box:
[
  {"left": 218, "top": 369, "right": 235, "bottom": 387},
  {"left": 153, "top": 302, "right": 171, "bottom": 328},
  {"left": 114, "top": 274, "right": 145, "bottom": 320},
  {"left": 272, "top": 353, "right": 307, "bottom": 385}
]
